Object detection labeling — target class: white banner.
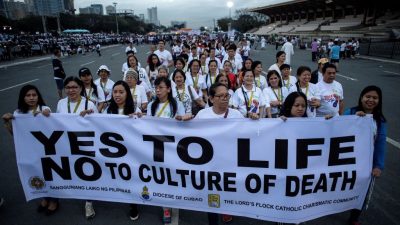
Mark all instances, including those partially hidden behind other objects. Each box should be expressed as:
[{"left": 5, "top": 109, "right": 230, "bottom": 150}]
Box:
[{"left": 13, "top": 114, "right": 373, "bottom": 223}]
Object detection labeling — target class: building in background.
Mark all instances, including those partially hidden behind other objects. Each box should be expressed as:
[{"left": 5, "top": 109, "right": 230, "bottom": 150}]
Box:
[
  {"left": 105, "top": 5, "right": 115, "bottom": 15},
  {"left": 139, "top": 13, "right": 145, "bottom": 21},
  {"left": 79, "top": 4, "right": 103, "bottom": 15},
  {"left": 147, "top": 6, "right": 159, "bottom": 26},
  {"left": 63, "top": 0, "right": 74, "bottom": 14},
  {"left": 26, "top": 0, "right": 64, "bottom": 16},
  {"left": 0, "top": 0, "right": 7, "bottom": 18},
  {"left": 4, "top": 0, "right": 27, "bottom": 20}
]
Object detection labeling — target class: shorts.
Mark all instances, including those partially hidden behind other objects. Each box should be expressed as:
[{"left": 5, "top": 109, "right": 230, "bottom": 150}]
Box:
[
  {"left": 331, "top": 59, "right": 340, "bottom": 63},
  {"left": 55, "top": 78, "right": 64, "bottom": 90}
]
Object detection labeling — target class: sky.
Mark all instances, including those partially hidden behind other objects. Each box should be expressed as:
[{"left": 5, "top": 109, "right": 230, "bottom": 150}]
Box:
[{"left": 75, "top": 0, "right": 287, "bottom": 28}]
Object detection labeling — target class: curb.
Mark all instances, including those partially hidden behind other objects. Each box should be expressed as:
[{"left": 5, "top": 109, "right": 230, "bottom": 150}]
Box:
[
  {"left": 357, "top": 55, "right": 400, "bottom": 65},
  {"left": 0, "top": 44, "right": 121, "bottom": 69}
]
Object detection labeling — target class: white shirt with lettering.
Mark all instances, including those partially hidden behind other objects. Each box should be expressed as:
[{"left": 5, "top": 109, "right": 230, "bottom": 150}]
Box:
[{"left": 316, "top": 80, "right": 343, "bottom": 117}]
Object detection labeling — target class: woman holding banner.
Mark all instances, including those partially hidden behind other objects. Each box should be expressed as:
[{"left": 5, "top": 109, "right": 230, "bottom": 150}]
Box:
[
  {"left": 103, "top": 80, "right": 142, "bottom": 221},
  {"left": 263, "top": 70, "right": 287, "bottom": 118},
  {"left": 78, "top": 67, "right": 106, "bottom": 113},
  {"left": 232, "top": 69, "right": 267, "bottom": 119},
  {"left": 2, "top": 85, "right": 53, "bottom": 215},
  {"left": 146, "top": 76, "right": 190, "bottom": 223},
  {"left": 56, "top": 76, "right": 98, "bottom": 218},
  {"left": 344, "top": 86, "right": 387, "bottom": 225},
  {"left": 279, "top": 91, "right": 308, "bottom": 120}
]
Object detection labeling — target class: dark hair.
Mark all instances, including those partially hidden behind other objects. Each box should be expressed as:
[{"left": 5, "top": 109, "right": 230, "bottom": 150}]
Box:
[
  {"left": 17, "top": 85, "right": 46, "bottom": 113},
  {"left": 107, "top": 81, "right": 135, "bottom": 115},
  {"left": 227, "top": 44, "right": 237, "bottom": 51},
  {"left": 188, "top": 59, "right": 200, "bottom": 73},
  {"left": 148, "top": 53, "right": 161, "bottom": 71},
  {"left": 126, "top": 50, "right": 135, "bottom": 56},
  {"left": 279, "top": 64, "right": 291, "bottom": 71},
  {"left": 79, "top": 71, "right": 99, "bottom": 99},
  {"left": 172, "top": 69, "right": 186, "bottom": 82},
  {"left": 64, "top": 76, "right": 84, "bottom": 89},
  {"left": 151, "top": 77, "right": 178, "bottom": 117},
  {"left": 207, "top": 60, "right": 218, "bottom": 74},
  {"left": 280, "top": 92, "right": 308, "bottom": 117},
  {"left": 158, "top": 40, "right": 165, "bottom": 44},
  {"left": 356, "top": 85, "right": 386, "bottom": 125},
  {"left": 174, "top": 57, "right": 186, "bottom": 68},
  {"left": 54, "top": 49, "right": 60, "bottom": 55},
  {"left": 296, "top": 66, "right": 312, "bottom": 76},
  {"left": 180, "top": 53, "right": 189, "bottom": 62},
  {"left": 266, "top": 70, "right": 282, "bottom": 87},
  {"left": 322, "top": 63, "right": 337, "bottom": 74},
  {"left": 127, "top": 55, "right": 139, "bottom": 68},
  {"left": 276, "top": 51, "right": 285, "bottom": 62},
  {"left": 209, "top": 82, "right": 228, "bottom": 97},
  {"left": 251, "top": 60, "right": 262, "bottom": 72},
  {"left": 243, "top": 58, "right": 254, "bottom": 70},
  {"left": 215, "top": 73, "right": 231, "bottom": 90}
]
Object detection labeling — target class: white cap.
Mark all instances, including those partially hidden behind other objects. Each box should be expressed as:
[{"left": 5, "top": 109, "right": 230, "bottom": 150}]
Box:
[{"left": 97, "top": 65, "right": 111, "bottom": 75}]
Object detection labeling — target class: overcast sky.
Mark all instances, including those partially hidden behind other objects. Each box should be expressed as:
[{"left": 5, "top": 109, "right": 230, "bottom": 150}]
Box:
[{"left": 75, "top": 0, "right": 287, "bottom": 28}]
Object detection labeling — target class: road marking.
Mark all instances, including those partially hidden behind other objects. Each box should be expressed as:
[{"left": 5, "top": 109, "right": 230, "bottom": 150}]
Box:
[
  {"left": 383, "top": 71, "right": 400, "bottom": 76},
  {"left": 80, "top": 61, "right": 95, "bottom": 66},
  {"left": 36, "top": 63, "right": 52, "bottom": 68},
  {"left": 336, "top": 73, "right": 358, "bottom": 81},
  {"left": 112, "top": 53, "right": 120, "bottom": 57},
  {"left": 0, "top": 79, "right": 39, "bottom": 92},
  {"left": 387, "top": 137, "right": 400, "bottom": 149},
  {"left": 0, "top": 57, "right": 51, "bottom": 69}
]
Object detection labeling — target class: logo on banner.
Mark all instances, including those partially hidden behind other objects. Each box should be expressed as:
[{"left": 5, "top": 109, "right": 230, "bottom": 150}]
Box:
[
  {"left": 140, "top": 186, "right": 151, "bottom": 201},
  {"left": 29, "top": 176, "right": 46, "bottom": 190},
  {"left": 208, "top": 194, "right": 220, "bottom": 208}
]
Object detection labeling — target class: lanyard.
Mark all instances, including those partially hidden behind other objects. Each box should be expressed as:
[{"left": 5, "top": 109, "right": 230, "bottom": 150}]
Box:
[
  {"left": 209, "top": 74, "right": 216, "bottom": 86},
  {"left": 255, "top": 77, "right": 261, "bottom": 88},
  {"left": 248, "top": 91, "right": 254, "bottom": 108},
  {"left": 272, "top": 88, "right": 283, "bottom": 102},
  {"left": 284, "top": 76, "right": 290, "bottom": 89},
  {"left": 176, "top": 86, "right": 185, "bottom": 101},
  {"left": 68, "top": 97, "right": 82, "bottom": 113},
  {"left": 32, "top": 105, "right": 38, "bottom": 114},
  {"left": 100, "top": 80, "right": 107, "bottom": 91},
  {"left": 131, "top": 86, "right": 136, "bottom": 97},
  {"left": 302, "top": 84, "right": 309, "bottom": 97},
  {"left": 157, "top": 100, "right": 169, "bottom": 117},
  {"left": 191, "top": 73, "right": 199, "bottom": 88},
  {"left": 85, "top": 87, "right": 92, "bottom": 100}
]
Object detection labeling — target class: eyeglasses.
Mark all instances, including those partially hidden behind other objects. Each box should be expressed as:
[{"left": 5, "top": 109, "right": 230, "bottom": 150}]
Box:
[
  {"left": 214, "top": 93, "right": 231, "bottom": 99},
  {"left": 155, "top": 86, "right": 168, "bottom": 90},
  {"left": 65, "top": 86, "right": 80, "bottom": 90}
]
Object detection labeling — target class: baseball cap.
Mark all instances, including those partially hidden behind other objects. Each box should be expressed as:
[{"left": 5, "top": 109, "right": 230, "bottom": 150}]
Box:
[
  {"left": 78, "top": 67, "right": 91, "bottom": 77},
  {"left": 318, "top": 58, "right": 329, "bottom": 64}
]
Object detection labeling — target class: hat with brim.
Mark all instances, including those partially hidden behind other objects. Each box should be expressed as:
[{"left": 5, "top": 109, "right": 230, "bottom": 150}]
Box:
[
  {"left": 79, "top": 67, "right": 91, "bottom": 76},
  {"left": 318, "top": 58, "right": 329, "bottom": 64},
  {"left": 97, "top": 65, "right": 111, "bottom": 75}
]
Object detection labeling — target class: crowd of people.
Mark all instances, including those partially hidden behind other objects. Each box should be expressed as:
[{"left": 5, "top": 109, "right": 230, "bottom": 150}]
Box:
[{"left": 1, "top": 34, "right": 387, "bottom": 225}]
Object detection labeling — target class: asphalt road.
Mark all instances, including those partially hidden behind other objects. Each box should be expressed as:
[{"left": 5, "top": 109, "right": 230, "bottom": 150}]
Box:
[{"left": 0, "top": 44, "right": 399, "bottom": 225}]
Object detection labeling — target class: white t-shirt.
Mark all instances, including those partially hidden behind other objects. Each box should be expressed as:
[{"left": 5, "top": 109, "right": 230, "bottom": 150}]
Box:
[
  {"left": 316, "top": 80, "right": 344, "bottom": 117},
  {"left": 154, "top": 49, "right": 173, "bottom": 67},
  {"left": 130, "top": 85, "right": 148, "bottom": 109},
  {"left": 268, "top": 64, "right": 282, "bottom": 76},
  {"left": 121, "top": 62, "right": 142, "bottom": 75},
  {"left": 14, "top": 105, "right": 51, "bottom": 115},
  {"left": 289, "top": 83, "right": 321, "bottom": 117},
  {"left": 102, "top": 106, "right": 141, "bottom": 115},
  {"left": 240, "top": 45, "right": 250, "bottom": 57},
  {"left": 172, "top": 85, "right": 200, "bottom": 114},
  {"left": 233, "top": 85, "right": 266, "bottom": 116},
  {"left": 83, "top": 85, "right": 106, "bottom": 106},
  {"left": 56, "top": 97, "right": 98, "bottom": 114},
  {"left": 125, "top": 46, "right": 137, "bottom": 54},
  {"left": 282, "top": 75, "right": 298, "bottom": 92},
  {"left": 146, "top": 100, "right": 185, "bottom": 118},
  {"left": 263, "top": 87, "right": 289, "bottom": 115},
  {"left": 185, "top": 72, "right": 206, "bottom": 96},
  {"left": 203, "top": 73, "right": 219, "bottom": 91},
  {"left": 254, "top": 75, "right": 267, "bottom": 90},
  {"left": 172, "top": 45, "right": 182, "bottom": 56},
  {"left": 195, "top": 107, "right": 243, "bottom": 119},
  {"left": 94, "top": 78, "right": 115, "bottom": 102}
]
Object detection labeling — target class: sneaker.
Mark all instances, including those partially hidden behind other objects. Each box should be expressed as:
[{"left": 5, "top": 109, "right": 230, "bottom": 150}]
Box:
[
  {"left": 162, "top": 208, "right": 172, "bottom": 224},
  {"left": 85, "top": 201, "right": 95, "bottom": 219},
  {"left": 0, "top": 198, "right": 4, "bottom": 208},
  {"left": 129, "top": 205, "right": 139, "bottom": 221},
  {"left": 222, "top": 214, "right": 233, "bottom": 223}
]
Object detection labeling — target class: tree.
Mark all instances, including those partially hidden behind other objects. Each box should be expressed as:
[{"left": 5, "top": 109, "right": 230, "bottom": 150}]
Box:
[
  {"left": 200, "top": 26, "right": 205, "bottom": 32},
  {"left": 217, "top": 17, "right": 232, "bottom": 31}
]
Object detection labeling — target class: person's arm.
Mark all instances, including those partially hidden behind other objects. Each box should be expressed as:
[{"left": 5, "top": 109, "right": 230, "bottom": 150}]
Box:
[
  {"left": 2, "top": 113, "right": 14, "bottom": 135},
  {"left": 373, "top": 121, "right": 387, "bottom": 177},
  {"left": 339, "top": 99, "right": 344, "bottom": 115}
]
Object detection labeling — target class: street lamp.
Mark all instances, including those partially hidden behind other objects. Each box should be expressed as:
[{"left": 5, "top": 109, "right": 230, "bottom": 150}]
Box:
[
  {"left": 227, "top": 1, "right": 234, "bottom": 18},
  {"left": 113, "top": 2, "right": 119, "bottom": 34}
]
